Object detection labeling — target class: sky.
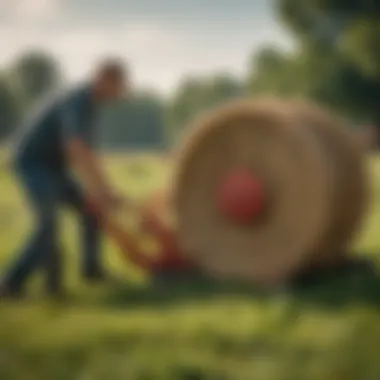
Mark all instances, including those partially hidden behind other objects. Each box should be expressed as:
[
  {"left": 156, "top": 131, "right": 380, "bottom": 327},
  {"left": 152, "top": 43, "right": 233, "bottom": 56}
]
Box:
[{"left": 0, "top": 0, "right": 294, "bottom": 95}]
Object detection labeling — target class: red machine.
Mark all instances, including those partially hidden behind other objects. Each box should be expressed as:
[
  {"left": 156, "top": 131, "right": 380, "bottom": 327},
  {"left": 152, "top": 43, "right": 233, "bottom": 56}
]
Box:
[{"left": 86, "top": 194, "right": 193, "bottom": 273}]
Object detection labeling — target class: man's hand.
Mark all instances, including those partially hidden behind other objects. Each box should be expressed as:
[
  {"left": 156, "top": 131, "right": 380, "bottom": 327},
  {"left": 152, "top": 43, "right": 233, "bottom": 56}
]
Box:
[{"left": 67, "top": 139, "right": 132, "bottom": 211}]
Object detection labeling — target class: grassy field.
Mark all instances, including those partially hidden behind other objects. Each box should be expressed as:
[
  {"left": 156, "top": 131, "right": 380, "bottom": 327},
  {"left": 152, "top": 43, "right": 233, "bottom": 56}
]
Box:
[{"left": 0, "top": 153, "right": 380, "bottom": 380}]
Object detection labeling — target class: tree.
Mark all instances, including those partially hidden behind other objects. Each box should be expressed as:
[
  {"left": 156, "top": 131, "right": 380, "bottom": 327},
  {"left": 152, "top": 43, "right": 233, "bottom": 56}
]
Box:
[
  {"left": 166, "top": 76, "right": 208, "bottom": 136},
  {"left": 278, "top": 0, "right": 380, "bottom": 77},
  {"left": 0, "top": 76, "right": 20, "bottom": 141},
  {"left": 134, "top": 91, "right": 166, "bottom": 148},
  {"left": 12, "top": 50, "right": 62, "bottom": 109},
  {"left": 97, "top": 91, "right": 167, "bottom": 150},
  {"left": 275, "top": 0, "right": 380, "bottom": 129},
  {"left": 205, "top": 73, "right": 244, "bottom": 106},
  {"left": 247, "top": 46, "right": 302, "bottom": 96},
  {"left": 167, "top": 73, "right": 244, "bottom": 140}
]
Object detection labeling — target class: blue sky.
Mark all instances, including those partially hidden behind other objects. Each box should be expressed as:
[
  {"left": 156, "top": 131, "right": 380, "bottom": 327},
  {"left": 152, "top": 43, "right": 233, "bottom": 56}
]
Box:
[{"left": 0, "top": 0, "right": 294, "bottom": 95}]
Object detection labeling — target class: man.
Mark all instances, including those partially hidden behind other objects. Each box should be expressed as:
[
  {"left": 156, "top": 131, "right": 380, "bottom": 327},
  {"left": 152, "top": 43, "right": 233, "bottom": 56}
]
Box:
[{"left": 0, "top": 59, "right": 128, "bottom": 298}]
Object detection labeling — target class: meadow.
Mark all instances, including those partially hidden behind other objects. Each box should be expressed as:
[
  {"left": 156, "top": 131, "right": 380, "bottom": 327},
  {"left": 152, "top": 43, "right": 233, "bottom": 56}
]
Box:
[{"left": 0, "top": 152, "right": 380, "bottom": 380}]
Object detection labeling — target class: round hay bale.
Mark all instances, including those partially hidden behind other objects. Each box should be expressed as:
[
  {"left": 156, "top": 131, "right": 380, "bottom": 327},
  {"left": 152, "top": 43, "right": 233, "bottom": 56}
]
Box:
[
  {"left": 288, "top": 101, "right": 369, "bottom": 267},
  {"left": 171, "top": 98, "right": 333, "bottom": 285}
]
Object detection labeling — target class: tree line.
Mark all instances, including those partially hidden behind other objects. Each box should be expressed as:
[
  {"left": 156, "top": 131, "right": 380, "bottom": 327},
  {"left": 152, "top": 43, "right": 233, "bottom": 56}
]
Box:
[{"left": 1, "top": 0, "right": 379, "bottom": 149}]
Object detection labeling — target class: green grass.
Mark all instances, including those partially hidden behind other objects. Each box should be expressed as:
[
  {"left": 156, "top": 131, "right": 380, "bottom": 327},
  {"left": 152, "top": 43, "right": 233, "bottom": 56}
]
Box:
[{"left": 0, "top": 153, "right": 380, "bottom": 380}]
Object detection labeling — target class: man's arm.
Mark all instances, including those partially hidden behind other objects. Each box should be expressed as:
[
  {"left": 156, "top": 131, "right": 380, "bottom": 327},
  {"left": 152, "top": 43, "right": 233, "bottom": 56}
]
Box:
[
  {"left": 62, "top": 93, "right": 116, "bottom": 206},
  {"left": 66, "top": 138, "right": 113, "bottom": 198}
]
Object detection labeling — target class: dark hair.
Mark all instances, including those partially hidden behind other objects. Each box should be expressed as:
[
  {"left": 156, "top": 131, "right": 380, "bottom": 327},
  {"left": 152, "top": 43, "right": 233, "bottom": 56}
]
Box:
[{"left": 97, "top": 58, "right": 126, "bottom": 81}]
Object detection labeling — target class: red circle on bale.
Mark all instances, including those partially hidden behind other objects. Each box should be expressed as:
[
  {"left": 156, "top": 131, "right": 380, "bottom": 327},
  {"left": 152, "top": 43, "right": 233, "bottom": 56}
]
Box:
[{"left": 217, "top": 169, "right": 265, "bottom": 224}]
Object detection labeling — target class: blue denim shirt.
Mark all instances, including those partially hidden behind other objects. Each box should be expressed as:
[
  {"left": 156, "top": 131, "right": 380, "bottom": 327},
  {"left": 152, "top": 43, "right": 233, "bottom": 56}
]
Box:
[{"left": 12, "top": 84, "right": 96, "bottom": 172}]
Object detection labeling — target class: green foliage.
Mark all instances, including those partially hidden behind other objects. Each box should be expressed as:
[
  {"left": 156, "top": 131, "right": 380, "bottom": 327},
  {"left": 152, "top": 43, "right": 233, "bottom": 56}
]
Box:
[
  {"left": 0, "top": 76, "right": 20, "bottom": 140},
  {"left": 11, "top": 50, "right": 62, "bottom": 108},
  {"left": 0, "top": 51, "right": 62, "bottom": 142},
  {"left": 98, "top": 91, "right": 167, "bottom": 150},
  {"left": 166, "top": 73, "right": 244, "bottom": 139},
  {"left": 247, "top": 46, "right": 306, "bottom": 97},
  {"left": 270, "top": 0, "right": 380, "bottom": 128}
]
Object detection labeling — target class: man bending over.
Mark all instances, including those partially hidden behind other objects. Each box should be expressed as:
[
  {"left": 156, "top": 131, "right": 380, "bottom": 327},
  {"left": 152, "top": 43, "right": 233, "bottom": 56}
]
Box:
[{"left": 1, "top": 59, "right": 128, "bottom": 298}]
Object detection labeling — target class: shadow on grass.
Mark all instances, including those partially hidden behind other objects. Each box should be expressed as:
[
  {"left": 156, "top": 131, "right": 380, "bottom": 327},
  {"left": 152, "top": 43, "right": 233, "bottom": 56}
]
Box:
[
  {"left": 290, "top": 256, "right": 380, "bottom": 309},
  {"left": 81, "top": 255, "right": 380, "bottom": 312}
]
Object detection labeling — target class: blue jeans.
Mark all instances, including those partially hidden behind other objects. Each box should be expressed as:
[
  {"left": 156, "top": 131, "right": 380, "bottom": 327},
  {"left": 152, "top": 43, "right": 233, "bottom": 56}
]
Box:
[{"left": 3, "top": 163, "right": 102, "bottom": 293}]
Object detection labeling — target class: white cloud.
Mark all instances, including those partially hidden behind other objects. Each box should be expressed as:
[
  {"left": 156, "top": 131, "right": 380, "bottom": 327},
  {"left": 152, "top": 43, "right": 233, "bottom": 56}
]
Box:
[
  {"left": 2, "top": 0, "right": 60, "bottom": 23},
  {"left": 123, "top": 24, "right": 177, "bottom": 48},
  {"left": 0, "top": 2, "right": 293, "bottom": 95},
  {"left": 39, "top": 24, "right": 182, "bottom": 87}
]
